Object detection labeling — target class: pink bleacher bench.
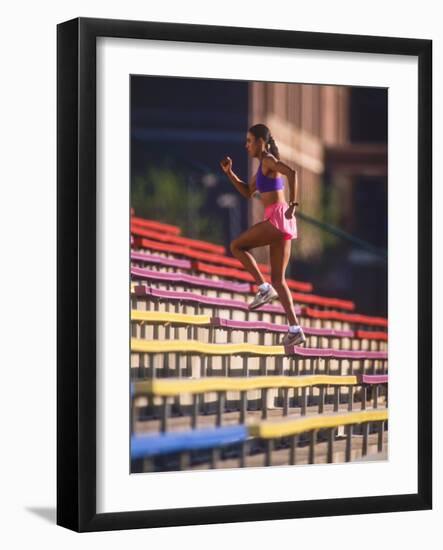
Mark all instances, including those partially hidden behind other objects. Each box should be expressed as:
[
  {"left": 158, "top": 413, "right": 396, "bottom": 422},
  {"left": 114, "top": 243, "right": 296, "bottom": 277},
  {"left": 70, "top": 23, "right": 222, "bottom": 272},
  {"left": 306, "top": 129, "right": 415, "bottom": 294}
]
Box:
[
  {"left": 192, "top": 260, "right": 312, "bottom": 292},
  {"left": 132, "top": 266, "right": 353, "bottom": 311},
  {"left": 251, "top": 284, "right": 355, "bottom": 311},
  {"left": 134, "top": 236, "right": 273, "bottom": 274},
  {"left": 359, "top": 374, "right": 389, "bottom": 384},
  {"left": 131, "top": 266, "right": 250, "bottom": 293},
  {"left": 133, "top": 284, "right": 300, "bottom": 315},
  {"left": 303, "top": 306, "right": 388, "bottom": 329},
  {"left": 131, "top": 216, "right": 181, "bottom": 235},
  {"left": 355, "top": 330, "right": 388, "bottom": 341},
  {"left": 131, "top": 251, "right": 191, "bottom": 270},
  {"left": 131, "top": 224, "right": 225, "bottom": 255},
  {"left": 283, "top": 346, "right": 387, "bottom": 361},
  {"left": 209, "top": 317, "right": 385, "bottom": 347},
  {"left": 211, "top": 316, "right": 353, "bottom": 338}
]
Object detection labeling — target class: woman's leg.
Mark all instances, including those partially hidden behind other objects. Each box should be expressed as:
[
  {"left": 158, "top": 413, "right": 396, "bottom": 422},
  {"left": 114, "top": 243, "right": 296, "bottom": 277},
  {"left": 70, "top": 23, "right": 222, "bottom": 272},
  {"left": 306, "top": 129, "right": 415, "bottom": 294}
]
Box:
[
  {"left": 230, "top": 221, "right": 283, "bottom": 286},
  {"left": 269, "top": 239, "right": 299, "bottom": 326}
]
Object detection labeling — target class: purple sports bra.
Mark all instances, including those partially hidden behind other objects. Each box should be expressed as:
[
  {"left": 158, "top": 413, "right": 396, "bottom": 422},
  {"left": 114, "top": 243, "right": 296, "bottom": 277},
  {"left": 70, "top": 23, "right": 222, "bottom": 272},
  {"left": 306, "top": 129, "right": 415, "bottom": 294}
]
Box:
[{"left": 256, "top": 160, "right": 284, "bottom": 193}]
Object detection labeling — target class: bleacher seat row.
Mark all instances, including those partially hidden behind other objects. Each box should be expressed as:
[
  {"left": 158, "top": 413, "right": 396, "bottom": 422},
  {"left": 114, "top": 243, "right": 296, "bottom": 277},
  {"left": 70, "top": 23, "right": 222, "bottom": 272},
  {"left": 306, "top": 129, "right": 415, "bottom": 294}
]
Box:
[{"left": 129, "top": 213, "right": 388, "bottom": 472}]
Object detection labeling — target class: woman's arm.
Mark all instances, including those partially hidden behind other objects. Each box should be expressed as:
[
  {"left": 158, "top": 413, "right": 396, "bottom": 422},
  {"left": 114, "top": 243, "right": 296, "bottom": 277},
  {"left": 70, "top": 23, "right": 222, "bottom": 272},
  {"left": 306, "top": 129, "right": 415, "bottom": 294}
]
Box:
[
  {"left": 262, "top": 155, "right": 298, "bottom": 203},
  {"left": 220, "top": 157, "right": 256, "bottom": 199},
  {"left": 226, "top": 170, "right": 254, "bottom": 199}
]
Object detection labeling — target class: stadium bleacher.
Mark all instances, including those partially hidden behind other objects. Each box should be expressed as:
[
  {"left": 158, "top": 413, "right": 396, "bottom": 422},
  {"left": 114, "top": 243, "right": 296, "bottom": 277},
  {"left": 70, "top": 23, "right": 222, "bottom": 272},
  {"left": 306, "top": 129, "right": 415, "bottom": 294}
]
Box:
[{"left": 130, "top": 211, "right": 388, "bottom": 472}]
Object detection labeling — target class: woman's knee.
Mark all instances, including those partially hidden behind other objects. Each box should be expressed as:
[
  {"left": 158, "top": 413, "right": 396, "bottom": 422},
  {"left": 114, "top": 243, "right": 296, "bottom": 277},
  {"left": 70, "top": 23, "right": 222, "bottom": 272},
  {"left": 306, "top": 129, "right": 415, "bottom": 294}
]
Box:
[
  {"left": 271, "top": 275, "right": 286, "bottom": 289},
  {"left": 230, "top": 239, "right": 249, "bottom": 254},
  {"left": 230, "top": 240, "right": 239, "bottom": 255}
]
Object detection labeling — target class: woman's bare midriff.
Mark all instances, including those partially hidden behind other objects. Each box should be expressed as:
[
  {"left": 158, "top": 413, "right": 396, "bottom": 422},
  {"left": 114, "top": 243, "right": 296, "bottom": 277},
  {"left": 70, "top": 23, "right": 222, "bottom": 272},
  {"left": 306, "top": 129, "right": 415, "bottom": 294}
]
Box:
[{"left": 260, "top": 188, "right": 286, "bottom": 207}]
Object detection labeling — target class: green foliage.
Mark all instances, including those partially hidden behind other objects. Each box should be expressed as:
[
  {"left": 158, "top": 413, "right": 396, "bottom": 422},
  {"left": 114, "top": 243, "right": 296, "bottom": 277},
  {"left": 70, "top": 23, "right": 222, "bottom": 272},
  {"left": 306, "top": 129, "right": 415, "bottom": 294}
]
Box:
[
  {"left": 131, "top": 162, "right": 224, "bottom": 245},
  {"left": 321, "top": 182, "right": 341, "bottom": 250}
]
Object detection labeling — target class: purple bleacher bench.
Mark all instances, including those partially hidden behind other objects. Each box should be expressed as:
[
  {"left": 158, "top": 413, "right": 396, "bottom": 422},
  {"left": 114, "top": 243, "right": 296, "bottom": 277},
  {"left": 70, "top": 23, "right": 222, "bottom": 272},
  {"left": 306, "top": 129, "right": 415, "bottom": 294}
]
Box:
[
  {"left": 132, "top": 266, "right": 250, "bottom": 293},
  {"left": 133, "top": 285, "right": 302, "bottom": 315}
]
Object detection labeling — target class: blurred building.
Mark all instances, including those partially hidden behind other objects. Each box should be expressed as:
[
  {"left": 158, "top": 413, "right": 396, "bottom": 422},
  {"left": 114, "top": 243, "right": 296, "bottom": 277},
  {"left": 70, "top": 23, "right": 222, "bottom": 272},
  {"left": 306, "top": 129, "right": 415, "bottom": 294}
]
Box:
[{"left": 248, "top": 82, "right": 387, "bottom": 262}]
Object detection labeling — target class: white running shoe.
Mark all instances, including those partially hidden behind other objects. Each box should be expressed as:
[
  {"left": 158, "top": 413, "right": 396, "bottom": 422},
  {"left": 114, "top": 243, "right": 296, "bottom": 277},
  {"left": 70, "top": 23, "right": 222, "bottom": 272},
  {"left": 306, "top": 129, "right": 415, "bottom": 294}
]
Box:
[
  {"left": 281, "top": 327, "right": 307, "bottom": 347},
  {"left": 248, "top": 285, "right": 278, "bottom": 311}
]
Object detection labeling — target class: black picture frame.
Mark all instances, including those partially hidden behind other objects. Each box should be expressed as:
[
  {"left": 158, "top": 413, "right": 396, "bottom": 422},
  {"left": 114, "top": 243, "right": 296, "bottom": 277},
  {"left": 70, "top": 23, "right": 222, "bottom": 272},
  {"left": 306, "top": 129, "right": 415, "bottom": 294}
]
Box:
[{"left": 57, "top": 16, "right": 432, "bottom": 532}]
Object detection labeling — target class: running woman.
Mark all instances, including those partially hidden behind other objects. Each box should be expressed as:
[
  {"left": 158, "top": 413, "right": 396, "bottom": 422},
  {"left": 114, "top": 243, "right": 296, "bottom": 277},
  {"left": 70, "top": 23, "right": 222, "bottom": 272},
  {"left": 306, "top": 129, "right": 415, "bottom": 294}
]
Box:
[{"left": 220, "top": 123, "right": 306, "bottom": 346}]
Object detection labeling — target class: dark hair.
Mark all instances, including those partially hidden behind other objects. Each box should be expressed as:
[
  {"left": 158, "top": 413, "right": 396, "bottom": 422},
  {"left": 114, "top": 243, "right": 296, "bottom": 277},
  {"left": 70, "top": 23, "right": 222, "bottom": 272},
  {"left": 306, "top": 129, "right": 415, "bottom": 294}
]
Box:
[{"left": 248, "top": 123, "right": 280, "bottom": 160}]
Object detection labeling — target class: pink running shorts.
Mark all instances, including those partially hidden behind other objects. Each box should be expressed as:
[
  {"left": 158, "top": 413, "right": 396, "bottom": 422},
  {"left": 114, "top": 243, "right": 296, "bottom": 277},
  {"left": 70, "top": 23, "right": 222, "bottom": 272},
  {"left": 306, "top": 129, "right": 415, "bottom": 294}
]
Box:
[{"left": 263, "top": 201, "right": 298, "bottom": 240}]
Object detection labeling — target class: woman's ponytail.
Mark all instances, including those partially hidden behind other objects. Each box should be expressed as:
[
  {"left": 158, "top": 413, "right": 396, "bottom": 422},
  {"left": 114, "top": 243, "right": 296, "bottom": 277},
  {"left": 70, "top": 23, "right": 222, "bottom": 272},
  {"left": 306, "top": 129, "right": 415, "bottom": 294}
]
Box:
[{"left": 267, "top": 134, "right": 280, "bottom": 160}]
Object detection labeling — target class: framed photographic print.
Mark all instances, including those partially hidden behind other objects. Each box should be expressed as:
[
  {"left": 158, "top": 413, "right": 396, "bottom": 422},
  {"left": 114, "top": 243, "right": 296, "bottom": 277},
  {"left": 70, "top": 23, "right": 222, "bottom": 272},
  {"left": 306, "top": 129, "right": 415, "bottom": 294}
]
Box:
[{"left": 57, "top": 17, "right": 432, "bottom": 532}]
